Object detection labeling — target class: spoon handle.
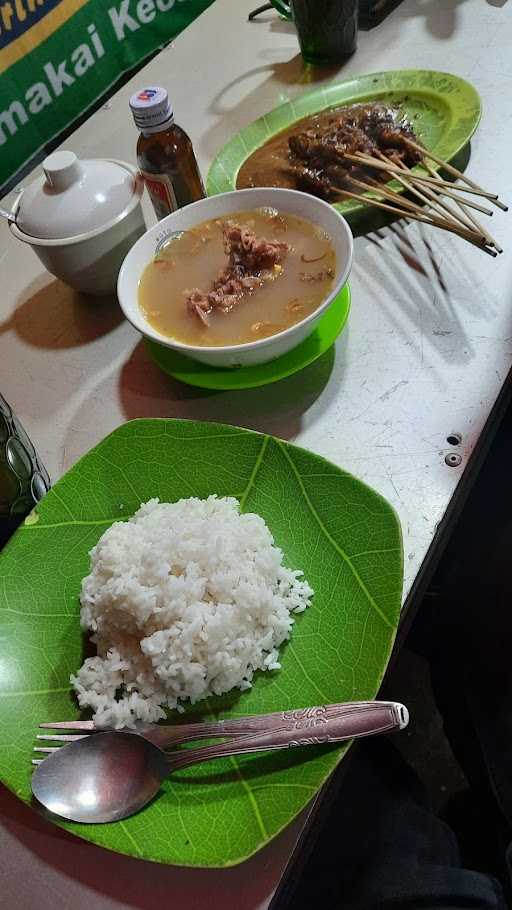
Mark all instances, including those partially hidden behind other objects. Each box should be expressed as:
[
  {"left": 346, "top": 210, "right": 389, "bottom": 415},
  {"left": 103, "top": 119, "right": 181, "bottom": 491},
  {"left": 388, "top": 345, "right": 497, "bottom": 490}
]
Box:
[
  {"left": 165, "top": 701, "right": 408, "bottom": 772},
  {"left": 135, "top": 699, "right": 403, "bottom": 749},
  {"left": 0, "top": 207, "right": 15, "bottom": 224}
]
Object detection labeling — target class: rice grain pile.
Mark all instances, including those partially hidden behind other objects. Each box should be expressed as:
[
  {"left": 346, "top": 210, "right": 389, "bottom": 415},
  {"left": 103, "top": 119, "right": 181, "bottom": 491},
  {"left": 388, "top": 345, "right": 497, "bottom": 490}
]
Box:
[{"left": 71, "top": 496, "right": 313, "bottom": 728}]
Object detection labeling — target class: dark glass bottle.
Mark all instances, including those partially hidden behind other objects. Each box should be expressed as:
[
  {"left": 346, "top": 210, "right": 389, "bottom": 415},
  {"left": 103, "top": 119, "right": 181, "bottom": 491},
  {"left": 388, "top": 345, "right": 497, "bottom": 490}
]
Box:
[
  {"left": 0, "top": 394, "right": 50, "bottom": 549},
  {"left": 130, "top": 87, "right": 205, "bottom": 221}
]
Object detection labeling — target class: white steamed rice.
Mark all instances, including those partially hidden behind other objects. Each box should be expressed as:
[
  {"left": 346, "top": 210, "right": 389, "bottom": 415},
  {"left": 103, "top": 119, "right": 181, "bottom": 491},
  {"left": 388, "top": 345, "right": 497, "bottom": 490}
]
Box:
[{"left": 71, "top": 496, "right": 313, "bottom": 728}]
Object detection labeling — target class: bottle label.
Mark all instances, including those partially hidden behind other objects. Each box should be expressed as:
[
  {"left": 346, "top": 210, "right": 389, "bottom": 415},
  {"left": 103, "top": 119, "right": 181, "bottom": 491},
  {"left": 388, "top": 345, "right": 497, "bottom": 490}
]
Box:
[{"left": 140, "top": 169, "right": 178, "bottom": 220}]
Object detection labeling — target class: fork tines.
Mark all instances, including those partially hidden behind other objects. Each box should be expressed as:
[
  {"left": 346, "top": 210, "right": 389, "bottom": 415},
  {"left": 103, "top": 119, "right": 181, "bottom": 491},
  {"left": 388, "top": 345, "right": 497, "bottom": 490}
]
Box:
[
  {"left": 39, "top": 720, "right": 95, "bottom": 730},
  {"left": 33, "top": 723, "right": 92, "bottom": 765},
  {"left": 36, "top": 733, "right": 89, "bottom": 742},
  {"left": 33, "top": 739, "right": 87, "bottom": 758}
]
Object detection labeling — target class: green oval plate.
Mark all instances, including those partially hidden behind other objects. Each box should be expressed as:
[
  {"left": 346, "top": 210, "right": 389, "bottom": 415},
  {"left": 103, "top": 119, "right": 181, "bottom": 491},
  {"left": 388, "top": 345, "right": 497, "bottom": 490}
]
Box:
[
  {"left": 207, "top": 69, "right": 481, "bottom": 216},
  {"left": 146, "top": 283, "right": 350, "bottom": 390},
  {"left": 0, "top": 419, "right": 402, "bottom": 867}
]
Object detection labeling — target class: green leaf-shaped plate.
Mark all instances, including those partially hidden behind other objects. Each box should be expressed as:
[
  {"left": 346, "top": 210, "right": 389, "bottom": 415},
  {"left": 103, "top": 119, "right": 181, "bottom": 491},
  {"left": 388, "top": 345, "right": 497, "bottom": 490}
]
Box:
[
  {"left": 0, "top": 420, "right": 403, "bottom": 867},
  {"left": 207, "top": 69, "right": 481, "bottom": 216}
]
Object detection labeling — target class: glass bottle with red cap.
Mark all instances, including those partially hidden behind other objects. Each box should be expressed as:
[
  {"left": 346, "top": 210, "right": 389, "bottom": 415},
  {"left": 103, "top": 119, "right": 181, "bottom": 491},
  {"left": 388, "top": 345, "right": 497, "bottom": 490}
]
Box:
[{"left": 130, "top": 87, "right": 205, "bottom": 221}]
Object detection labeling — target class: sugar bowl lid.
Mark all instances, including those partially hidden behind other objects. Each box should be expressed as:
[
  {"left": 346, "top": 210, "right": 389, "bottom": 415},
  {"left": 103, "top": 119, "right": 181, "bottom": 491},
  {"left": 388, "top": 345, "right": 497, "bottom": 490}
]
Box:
[{"left": 15, "top": 151, "right": 140, "bottom": 240}]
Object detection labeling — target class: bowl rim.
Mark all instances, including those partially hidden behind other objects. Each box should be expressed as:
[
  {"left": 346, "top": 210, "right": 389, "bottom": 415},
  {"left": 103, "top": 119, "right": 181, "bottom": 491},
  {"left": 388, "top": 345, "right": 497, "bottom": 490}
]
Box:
[
  {"left": 8, "top": 160, "right": 144, "bottom": 248},
  {"left": 117, "top": 187, "right": 353, "bottom": 355}
]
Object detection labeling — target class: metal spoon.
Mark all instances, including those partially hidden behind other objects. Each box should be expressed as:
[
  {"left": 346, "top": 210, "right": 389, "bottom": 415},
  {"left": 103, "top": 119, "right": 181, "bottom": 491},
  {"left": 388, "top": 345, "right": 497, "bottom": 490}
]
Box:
[
  {"left": 154, "top": 229, "right": 187, "bottom": 259},
  {"left": 31, "top": 701, "right": 408, "bottom": 824},
  {"left": 0, "top": 208, "right": 16, "bottom": 225}
]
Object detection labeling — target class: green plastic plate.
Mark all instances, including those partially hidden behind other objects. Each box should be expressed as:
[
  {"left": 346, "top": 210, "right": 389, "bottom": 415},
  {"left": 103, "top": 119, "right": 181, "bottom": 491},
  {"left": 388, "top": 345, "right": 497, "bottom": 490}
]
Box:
[
  {"left": 207, "top": 69, "right": 481, "bottom": 216},
  {"left": 146, "top": 283, "right": 350, "bottom": 390},
  {"left": 0, "top": 420, "right": 403, "bottom": 866}
]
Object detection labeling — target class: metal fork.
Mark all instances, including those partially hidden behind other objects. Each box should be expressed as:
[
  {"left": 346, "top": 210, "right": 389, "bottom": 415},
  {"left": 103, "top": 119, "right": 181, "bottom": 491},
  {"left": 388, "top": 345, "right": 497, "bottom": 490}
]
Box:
[{"left": 34, "top": 701, "right": 409, "bottom": 763}]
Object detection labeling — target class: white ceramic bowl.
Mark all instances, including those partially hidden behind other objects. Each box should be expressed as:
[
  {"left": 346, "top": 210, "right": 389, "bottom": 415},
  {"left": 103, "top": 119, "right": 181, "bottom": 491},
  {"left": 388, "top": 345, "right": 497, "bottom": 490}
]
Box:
[
  {"left": 117, "top": 188, "right": 353, "bottom": 367},
  {"left": 9, "top": 160, "right": 146, "bottom": 297}
]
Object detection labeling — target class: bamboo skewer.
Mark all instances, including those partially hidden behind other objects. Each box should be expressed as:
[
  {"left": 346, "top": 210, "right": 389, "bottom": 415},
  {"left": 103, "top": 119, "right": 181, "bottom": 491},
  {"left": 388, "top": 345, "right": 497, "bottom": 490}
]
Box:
[
  {"left": 355, "top": 186, "right": 493, "bottom": 252},
  {"left": 396, "top": 172, "right": 498, "bottom": 202},
  {"left": 320, "top": 133, "right": 506, "bottom": 254},
  {"left": 345, "top": 152, "right": 500, "bottom": 202},
  {"left": 401, "top": 136, "right": 509, "bottom": 212},
  {"left": 328, "top": 182, "right": 497, "bottom": 255},
  {"left": 329, "top": 183, "right": 437, "bottom": 222},
  {"left": 349, "top": 175, "right": 438, "bottom": 217},
  {"left": 375, "top": 151, "right": 485, "bottom": 240},
  {"left": 329, "top": 183, "right": 424, "bottom": 219},
  {"left": 422, "top": 159, "right": 503, "bottom": 254},
  {"left": 338, "top": 146, "right": 505, "bottom": 253},
  {"left": 388, "top": 172, "right": 499, "bottom": 203},
  {"left": 349, "top": 174, "right": 482, "bottom": 242},
  {"left": 413, "top": 182, "right": 493, "bottom": 217}
]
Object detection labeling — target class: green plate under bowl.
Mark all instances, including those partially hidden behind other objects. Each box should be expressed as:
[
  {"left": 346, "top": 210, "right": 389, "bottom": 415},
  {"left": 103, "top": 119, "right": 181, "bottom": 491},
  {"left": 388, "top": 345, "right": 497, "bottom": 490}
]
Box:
[
  {"left": 146, "top": 283, "right": 350, "bottom": 390},
  {"left": 0, "top": 419, "right": 403, "bottom": 867},
  {"left": 207, "top": 69, "right": 481, "bottom": 216}
]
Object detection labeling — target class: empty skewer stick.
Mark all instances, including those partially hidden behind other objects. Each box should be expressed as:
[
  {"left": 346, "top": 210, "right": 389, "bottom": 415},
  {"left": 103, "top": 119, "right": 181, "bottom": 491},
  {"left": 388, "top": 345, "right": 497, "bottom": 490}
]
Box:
[
  {"left": 396, "top": 176, "right": 494, "bottom": 216},
  {"left": 372, "top": 151, "right": 486, "bottom": 242},
  {"left": 328, "top": 184, "right": 496, "bottom": 255},
  {"left": 349, "top": 175, "right": 440, "bottom": 218},
  {"left": 405, "top": 174, "right": 493, "bottom": 216},
  {"left": 346, "top": 152, "right": 500, "bottom": 201},
  {"left": 335, "top": 152, "right": 497, "bottom": 252},
  {"left": 329, "top": 183, "right": 425, "bottom": 220},
  {"left": 390, "top": 172, "right": 498, "bottom": 203},
  {"left": 333, "top": 173, "right": 446, "bottom": 225},
  {"left": 413, "top": 182, "right": 494, "bottom": 217},
  {"left": 422, "top": 159, "right": 503, "bottom": 253},
  {"left": 377, "top": 152, "right": 487, "bottom": 242},
  {"left": 401, "top": 136, "right": 508, "bottom": 212},
  {"left": 348, "top": 174, "right": 483, "bottom": 242}
]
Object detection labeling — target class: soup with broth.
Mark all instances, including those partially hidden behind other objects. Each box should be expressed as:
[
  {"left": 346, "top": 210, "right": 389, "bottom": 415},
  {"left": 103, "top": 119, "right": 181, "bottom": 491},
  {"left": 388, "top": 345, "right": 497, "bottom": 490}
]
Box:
[{"left": 138, "top": 208, "right": 336, "bottom": 347}]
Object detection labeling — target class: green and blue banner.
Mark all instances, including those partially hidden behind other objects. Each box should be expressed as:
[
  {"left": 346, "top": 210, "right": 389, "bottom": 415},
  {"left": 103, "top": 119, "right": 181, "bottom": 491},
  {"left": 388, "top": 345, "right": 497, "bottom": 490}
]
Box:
[{"left": 0, "top": 0, "right": 213, "bottom": 196}]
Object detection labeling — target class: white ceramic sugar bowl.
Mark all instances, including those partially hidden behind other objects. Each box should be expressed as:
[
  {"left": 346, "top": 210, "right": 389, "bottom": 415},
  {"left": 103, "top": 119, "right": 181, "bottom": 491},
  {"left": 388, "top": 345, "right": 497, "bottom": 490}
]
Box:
[{"left": 9, "top": 151, "right": 145, "bottom": 296}]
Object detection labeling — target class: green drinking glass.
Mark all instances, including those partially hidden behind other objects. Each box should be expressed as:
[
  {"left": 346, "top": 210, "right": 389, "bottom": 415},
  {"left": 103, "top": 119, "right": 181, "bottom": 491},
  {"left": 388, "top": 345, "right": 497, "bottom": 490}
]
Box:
[
  {"left": 0, "top": 393, "right": 50, "bottom": 548},
  {"left": 271, "top": 0, "right": 358, "bottom": 64}
]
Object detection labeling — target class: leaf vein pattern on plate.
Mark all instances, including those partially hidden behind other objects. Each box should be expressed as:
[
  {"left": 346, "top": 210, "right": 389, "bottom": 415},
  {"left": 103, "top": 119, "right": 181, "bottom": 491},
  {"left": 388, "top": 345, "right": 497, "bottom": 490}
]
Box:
[
  {"left": 229, "top": 756, "right": 268, "bottom": 840},
  {"left": 159, "top": 430, "right": 246, "bottom": 442},
  {"left": 0, "top": 686, "right": 70, "bottom": 698},
  {"left": 94, "top": 451, "right": 143, "bottom": 504},
  {"left": 277, "top": 441, "right": 394, "bottom": 630},
  {"left": 48, "top": 488, "right": 75, "bottom": 521},
  {"left": 286, "top": 644, "right": 328, "bottom": 703},
  {"left": 238, "top": 435, "right": 269, "bottom": 511},
  {"left": 21, "top": 518, "right": 123, "bottom": 531},
  {"left": 119, "top": 820, "right": 144, "bottom": 857}
]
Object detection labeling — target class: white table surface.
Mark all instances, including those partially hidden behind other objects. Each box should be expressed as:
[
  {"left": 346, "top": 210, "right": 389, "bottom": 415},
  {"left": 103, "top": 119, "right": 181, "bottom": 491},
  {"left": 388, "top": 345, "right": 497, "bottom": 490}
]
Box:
[{"left": 1, "top": 0, "right": 512, "bottom": 906}]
